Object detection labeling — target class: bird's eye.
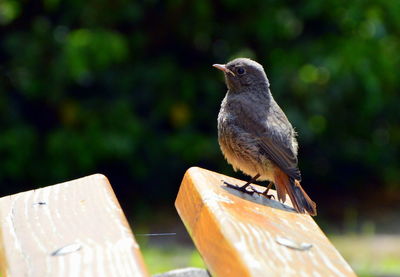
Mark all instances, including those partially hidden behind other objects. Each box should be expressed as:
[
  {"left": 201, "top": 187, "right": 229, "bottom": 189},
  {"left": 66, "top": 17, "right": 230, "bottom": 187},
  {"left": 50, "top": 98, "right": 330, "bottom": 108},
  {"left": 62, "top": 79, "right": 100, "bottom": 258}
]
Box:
[{"left": 237, "top": 67, "right": 245, "bottom": 75}]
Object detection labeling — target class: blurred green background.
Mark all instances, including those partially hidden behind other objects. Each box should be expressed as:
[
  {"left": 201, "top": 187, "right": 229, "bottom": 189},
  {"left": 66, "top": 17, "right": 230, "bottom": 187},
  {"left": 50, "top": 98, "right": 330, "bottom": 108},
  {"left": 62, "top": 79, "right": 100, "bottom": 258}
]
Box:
[{"left": 1, "top": 0, "right": 399, "bottom": 276}]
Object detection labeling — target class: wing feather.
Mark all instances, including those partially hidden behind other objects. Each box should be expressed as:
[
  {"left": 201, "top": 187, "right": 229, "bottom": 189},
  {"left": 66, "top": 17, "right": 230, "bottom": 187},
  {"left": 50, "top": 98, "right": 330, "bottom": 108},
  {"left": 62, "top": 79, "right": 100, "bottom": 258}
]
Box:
[{"left": 237, "top": 101, "right": 301, "bottom": 181}]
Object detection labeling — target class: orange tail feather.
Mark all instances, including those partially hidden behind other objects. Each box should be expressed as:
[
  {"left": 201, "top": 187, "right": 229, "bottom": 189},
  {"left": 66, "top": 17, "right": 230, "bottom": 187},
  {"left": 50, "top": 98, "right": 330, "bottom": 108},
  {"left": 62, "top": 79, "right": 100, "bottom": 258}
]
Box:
[
  {"left": 274, "top": 169, "right": 317, "bottom": 216},
  {"left": 288, "top": 178, "right": 317, "bottom": 216}
]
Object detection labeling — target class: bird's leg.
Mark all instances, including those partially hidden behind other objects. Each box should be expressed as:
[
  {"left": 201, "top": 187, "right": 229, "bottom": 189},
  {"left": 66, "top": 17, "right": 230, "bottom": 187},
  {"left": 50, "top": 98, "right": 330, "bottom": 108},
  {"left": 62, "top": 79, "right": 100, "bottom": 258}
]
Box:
[
  {"left": 261, "top": 182, "right": 275, "bottom": 199},
  {"left": 224, "top": 173, "right": 261, "bottom": 194},
  {"left": 239, "top": 173, "right": 261, "bottom": 192}
]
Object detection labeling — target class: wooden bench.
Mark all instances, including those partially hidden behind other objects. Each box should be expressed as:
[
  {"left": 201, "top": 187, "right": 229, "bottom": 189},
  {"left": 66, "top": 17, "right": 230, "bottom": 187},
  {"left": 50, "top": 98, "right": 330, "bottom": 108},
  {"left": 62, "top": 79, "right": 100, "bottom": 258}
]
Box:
[
  {"left": 0, "top": 174, "right": 149, "bottom": 276},
  {"left": 175, "top": 167, "right": 356, "bottom": 277},
  {"left": 0, "top": 168, "right": 356, "bottom": 276}
]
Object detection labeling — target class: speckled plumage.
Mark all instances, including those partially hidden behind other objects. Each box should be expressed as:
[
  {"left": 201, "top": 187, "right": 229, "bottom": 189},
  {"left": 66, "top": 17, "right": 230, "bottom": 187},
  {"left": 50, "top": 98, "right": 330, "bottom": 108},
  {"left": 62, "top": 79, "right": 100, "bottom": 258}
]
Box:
[{"left": 215, "top": 58, "right": 316, "bottom": 215}]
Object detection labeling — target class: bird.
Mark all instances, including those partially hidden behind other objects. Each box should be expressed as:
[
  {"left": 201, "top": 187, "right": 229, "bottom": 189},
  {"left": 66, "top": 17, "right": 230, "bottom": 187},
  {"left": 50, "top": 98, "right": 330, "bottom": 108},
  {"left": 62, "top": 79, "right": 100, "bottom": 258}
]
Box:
[{"left": 213, "top": 58, "right": 317, "bottom": 216}]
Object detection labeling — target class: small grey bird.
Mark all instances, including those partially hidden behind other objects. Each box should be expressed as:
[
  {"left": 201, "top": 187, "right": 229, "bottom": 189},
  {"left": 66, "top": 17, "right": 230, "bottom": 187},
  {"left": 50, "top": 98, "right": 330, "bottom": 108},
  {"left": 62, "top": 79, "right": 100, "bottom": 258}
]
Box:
[{"left": 214, "top": 58, "right": 317, "bottom": 216}]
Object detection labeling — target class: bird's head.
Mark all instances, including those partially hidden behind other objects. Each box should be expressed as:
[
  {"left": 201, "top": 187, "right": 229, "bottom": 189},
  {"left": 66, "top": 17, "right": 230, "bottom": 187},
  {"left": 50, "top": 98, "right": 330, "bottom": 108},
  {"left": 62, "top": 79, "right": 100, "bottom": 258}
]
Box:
[{"left": 213, "top": 58, "right": 270, "bottom": 92}]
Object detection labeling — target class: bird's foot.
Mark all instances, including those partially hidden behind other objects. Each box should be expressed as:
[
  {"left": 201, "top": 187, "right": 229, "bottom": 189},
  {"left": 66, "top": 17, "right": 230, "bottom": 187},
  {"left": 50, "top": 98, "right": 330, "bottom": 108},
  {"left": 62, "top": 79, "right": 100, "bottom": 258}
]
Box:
[
  {"left": 223, "top": 181, "right": 257, "bottom": 195},
  {"left": 260, "top": 182, "right": 275, "bottom": 199},
  {"left": 261, "top": 191, "right": 275, "bottom": 199}
]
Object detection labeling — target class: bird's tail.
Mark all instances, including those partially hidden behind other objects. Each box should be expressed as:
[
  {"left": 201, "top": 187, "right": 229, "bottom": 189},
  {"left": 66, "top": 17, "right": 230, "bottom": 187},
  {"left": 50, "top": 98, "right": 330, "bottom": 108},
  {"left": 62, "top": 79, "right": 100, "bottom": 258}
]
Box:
[
  {"left": 274, "top": 168, "right": 317, "bottom": 216},
  {"left": 286, "top": 177, "right": 317, "bottom": 216}
]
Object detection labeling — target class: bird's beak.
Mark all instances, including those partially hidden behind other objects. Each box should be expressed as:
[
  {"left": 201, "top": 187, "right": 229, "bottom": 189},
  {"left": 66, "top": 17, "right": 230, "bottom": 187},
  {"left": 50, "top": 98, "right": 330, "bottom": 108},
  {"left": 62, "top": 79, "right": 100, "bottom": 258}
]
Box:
[{"left": 213, "top": 64, "right": 235, "bottom": 76}]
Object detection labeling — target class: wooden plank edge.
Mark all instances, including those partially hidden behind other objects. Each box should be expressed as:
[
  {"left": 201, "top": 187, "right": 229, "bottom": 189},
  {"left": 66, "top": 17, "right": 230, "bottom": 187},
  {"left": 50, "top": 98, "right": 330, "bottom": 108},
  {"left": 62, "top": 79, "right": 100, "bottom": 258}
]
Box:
[
  {"left": 97, "top": 174, "right": 150, "bottom": 277},
  {"left": 175, "top": 167, "right": 251, "bottom": 277}
]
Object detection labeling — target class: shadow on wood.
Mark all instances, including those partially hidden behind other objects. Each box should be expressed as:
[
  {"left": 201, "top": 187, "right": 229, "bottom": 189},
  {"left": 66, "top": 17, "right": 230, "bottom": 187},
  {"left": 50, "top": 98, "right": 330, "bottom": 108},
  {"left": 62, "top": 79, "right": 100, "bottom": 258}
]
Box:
[
  {"left": 175, "top": 167, "right": 356, "bottom": 277},
  {"left": 222, "top": 185, "right": 297, "bottom": 214}
]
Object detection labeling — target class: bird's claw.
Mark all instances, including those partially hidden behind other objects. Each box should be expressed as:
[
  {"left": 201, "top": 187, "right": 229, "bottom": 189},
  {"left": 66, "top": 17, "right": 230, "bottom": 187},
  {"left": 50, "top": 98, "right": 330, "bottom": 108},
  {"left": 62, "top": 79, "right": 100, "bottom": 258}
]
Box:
[
  {"left": 261, "top": 192, "right": 275, "bottom": 199},
  {"left": 222, "top": 179, "right": 272, "bottom": 198},
  {"left": 223, "top": 181, "right": 256, "bottom": 195},
  {"left": 247, "top": 187, "right": 275, "bottom": 199}
]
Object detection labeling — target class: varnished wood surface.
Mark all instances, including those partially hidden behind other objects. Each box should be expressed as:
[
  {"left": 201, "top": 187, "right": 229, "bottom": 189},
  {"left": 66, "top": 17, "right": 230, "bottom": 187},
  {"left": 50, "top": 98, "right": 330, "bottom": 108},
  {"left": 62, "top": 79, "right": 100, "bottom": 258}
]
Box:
[
  {"left": 175, "top": 167, "right": 356, "bottom": 277},
  {"left": 0, "top": 174, "right": 149, "bottom": 277}
]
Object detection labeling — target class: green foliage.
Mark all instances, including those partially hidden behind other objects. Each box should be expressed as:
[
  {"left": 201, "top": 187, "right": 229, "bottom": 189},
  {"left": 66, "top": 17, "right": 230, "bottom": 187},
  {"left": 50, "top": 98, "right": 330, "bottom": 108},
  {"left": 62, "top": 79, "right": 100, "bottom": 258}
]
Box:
[
  {"left": 140, "top": 244, "right": 205, "bottom": 274},
  {"left": 0, "top": 0, "right": 399, "bottom": 209},
  {"left": 0, "top": 0, "right": 20, "bottom": 25}
]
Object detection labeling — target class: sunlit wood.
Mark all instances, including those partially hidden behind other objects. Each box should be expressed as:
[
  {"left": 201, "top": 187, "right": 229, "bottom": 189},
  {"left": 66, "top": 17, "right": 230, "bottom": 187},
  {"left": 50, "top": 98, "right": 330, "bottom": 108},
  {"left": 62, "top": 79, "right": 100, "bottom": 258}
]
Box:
[
  {"left": 176, "top": 167, "right": 356, "bottom": 277},
  {"left": 0, "top": 174, "right": 149, "bottom": 277}
]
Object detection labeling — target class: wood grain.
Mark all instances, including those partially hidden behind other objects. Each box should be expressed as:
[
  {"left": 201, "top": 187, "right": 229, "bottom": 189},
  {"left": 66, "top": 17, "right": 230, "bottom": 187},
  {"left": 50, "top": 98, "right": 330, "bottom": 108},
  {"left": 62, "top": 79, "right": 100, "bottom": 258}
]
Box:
[
  {"left": 0, "top": 174, "right": 149, "bottom": 277},
  {"left": 175, "top": 167, "right": 356, "bottom": 277}
]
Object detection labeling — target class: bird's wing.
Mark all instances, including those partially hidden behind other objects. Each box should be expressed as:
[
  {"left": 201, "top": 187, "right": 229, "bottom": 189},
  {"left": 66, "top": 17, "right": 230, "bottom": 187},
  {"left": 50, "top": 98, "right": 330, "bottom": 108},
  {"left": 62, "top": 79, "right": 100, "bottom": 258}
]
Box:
[{"left": 238, "top": 102, "right": 301, "bottom": 181}]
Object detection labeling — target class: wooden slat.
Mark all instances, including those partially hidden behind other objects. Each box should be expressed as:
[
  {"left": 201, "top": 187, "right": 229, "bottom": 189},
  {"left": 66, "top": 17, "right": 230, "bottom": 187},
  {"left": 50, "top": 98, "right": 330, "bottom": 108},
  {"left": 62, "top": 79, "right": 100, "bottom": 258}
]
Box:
[
  {"left": 0, "top": 174, "right": 149, "bottom": 277},
  {"left": 175, "top": 167, "right": 356, "bottom": 277}
]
